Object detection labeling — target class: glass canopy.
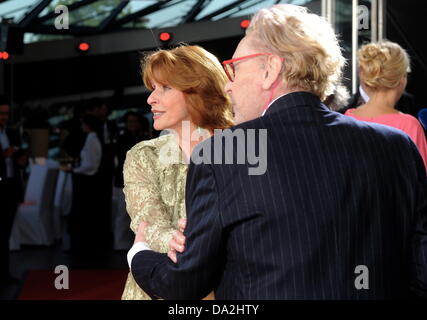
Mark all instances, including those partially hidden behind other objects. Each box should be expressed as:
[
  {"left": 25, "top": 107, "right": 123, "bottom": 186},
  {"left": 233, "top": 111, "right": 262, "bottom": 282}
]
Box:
[{"left": 0, "top": 0, "right": 317, "bottom": 43}]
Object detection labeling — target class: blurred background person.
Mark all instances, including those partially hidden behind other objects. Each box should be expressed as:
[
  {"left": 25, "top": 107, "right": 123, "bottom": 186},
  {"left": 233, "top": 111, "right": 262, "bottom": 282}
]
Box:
[
  {"left": 12, "top": 148, "right": 29, "bottom": 203},
  {"left": 86, "top": 98, "right": 117, "bottom": 253},
  {"left": 0, "top": 95, "right": 23, "bottom": 284},
  {"left": 61, "top": 103, "right": 87, "bottom": 166},
  {"left": 345, "top": 41, "right": 427, "bottom": 169},
  {"left": 62, "top": 114, "right": 102, "bottom": 257}
]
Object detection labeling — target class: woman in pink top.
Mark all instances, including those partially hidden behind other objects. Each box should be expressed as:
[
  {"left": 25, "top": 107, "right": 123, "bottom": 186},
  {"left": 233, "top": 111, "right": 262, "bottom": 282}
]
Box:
[{"left": 345, "top": 41, "right": 427, "bottom": 169}]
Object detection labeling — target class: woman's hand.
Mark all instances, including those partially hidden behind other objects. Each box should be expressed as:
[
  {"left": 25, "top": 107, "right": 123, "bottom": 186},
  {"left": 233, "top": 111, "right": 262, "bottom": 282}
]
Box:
[{"left": 167, "top": 218, "right": 187, "bottom": 263}]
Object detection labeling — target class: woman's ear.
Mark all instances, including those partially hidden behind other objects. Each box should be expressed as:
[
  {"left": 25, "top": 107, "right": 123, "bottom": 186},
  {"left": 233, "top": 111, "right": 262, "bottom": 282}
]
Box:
[
  {"left": 399, "top": 74, "right": 407, "bottom": 86},
  {"left": 262, "top": 55, "right": 283, "bottom": 90}
]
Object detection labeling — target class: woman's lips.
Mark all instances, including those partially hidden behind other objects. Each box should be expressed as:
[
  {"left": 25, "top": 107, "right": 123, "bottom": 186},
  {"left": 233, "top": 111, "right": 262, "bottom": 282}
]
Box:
[{"left": 152, "top": 111, "right": 165, "bottom": 120}]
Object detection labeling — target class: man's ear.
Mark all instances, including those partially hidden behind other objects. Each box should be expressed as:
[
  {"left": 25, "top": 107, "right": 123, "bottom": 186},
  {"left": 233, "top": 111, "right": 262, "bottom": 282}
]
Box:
[{"left": 261, "top": 55, "right": 283, "bottom": 90}]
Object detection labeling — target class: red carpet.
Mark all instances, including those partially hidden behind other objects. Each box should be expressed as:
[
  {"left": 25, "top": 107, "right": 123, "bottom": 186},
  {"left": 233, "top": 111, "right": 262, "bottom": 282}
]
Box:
[{"left": 18, "top": 269, "right": 128, "bottom": 300}]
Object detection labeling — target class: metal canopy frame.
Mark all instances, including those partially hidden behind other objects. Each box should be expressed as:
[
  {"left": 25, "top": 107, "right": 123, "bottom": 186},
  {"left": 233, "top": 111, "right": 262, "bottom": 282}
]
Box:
[
  {"left": 182, "top": 0, "right": 210, "bottom": 24},
  {"left": 0, "top": 0, "right": 279, "bottom": 36}
]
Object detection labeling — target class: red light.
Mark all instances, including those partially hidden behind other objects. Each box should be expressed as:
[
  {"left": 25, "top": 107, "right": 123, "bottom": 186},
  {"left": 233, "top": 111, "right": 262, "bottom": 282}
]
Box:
[
  {"left": 159, "top": 32, "right": 171, "bottom": 42},
  {"left": 240, "top": 19, "right": 250, "bottom": 29},
  {"left": 78, "top": 42, "right": 90, "bottom": 52},
  {"left": 0, "top": 51, "right": 9, "bottom": 60}
]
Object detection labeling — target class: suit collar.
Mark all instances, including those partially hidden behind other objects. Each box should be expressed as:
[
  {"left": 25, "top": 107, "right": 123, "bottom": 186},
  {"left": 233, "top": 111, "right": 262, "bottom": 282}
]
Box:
[{"left": 264, "top": 91, "right": 328, "bottom": 116}]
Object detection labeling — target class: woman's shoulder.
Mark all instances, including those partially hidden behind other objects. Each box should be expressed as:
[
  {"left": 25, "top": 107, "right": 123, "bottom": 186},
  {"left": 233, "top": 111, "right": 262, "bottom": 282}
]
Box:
[
  {"left": 126, "top": 134, "right": 177, "bottom": 163},
  {"left": 128, "top": 134, "right": 173, "bottom": 153},
  {"left": 396, "top": 112, "right": 422, "bottom": 125},
  {"left": 393, "top": 113, "right": 427, "bottom": 139}
]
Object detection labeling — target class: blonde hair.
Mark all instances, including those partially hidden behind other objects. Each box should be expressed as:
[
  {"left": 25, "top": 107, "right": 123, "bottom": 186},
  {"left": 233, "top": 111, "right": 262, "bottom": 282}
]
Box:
[
  {"left": 142, "top": 45, "right": 233, "bottom": 131},
  {"left": 358, "top": 41, "right": 410, "bottom": 90},
  {"left": 246, "top": 4, "right": 345, "bottom": 100}
]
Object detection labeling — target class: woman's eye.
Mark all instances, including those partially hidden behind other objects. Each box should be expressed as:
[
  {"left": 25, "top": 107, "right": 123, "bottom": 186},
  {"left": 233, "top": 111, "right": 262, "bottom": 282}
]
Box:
[{"left": 162, "top": 85, "right": 171, "bottom": 90}]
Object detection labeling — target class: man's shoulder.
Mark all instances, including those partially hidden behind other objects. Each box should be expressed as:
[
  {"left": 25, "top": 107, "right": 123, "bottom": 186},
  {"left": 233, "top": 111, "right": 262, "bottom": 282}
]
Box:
[
  {"left": 342, "top": 116, "right": 421, "bottom": 167},
  {"left": 337, "top": 112, "right": 415, "bottom": 145},
  {"left": 356, "top": 116, "right": 412, "bottom": 139},
  {"left": 196, "top": 121, "right": 265, "bottom": 153}
]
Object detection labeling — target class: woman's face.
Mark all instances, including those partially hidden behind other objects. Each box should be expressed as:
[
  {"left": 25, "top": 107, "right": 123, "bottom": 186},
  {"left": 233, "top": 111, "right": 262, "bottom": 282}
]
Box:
[{"left": 147, "top": 80, "right": 191, "bottom": 132}]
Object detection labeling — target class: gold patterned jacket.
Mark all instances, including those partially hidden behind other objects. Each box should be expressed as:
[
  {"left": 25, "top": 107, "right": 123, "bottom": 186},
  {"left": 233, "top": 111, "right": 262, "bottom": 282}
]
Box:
[{"left": 121, "top": 134, "right": 187, "bottom": 300}]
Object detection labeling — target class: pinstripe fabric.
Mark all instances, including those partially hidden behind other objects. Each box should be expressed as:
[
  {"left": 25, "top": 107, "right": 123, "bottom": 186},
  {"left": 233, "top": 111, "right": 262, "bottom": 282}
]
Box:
[{"left": 131, "top": 92, "right": 427, "bottom": 300}]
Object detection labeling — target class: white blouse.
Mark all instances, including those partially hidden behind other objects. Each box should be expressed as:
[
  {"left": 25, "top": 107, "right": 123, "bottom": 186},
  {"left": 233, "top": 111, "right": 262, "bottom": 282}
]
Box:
[{"left": 73, "top": 132, "right": 102, "bottom": 176}]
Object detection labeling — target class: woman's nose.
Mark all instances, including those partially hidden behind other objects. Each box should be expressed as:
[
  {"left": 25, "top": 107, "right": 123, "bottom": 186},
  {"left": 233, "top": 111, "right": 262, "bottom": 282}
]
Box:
[{"left": 147, "top": 91, "right": 157, "bottom": 105}]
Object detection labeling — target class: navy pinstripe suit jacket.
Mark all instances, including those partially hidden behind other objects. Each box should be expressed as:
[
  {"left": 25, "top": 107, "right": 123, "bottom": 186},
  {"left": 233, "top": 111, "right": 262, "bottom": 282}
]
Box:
[{"left": 132, "top": 92, "right": 427, "bottom": 299}]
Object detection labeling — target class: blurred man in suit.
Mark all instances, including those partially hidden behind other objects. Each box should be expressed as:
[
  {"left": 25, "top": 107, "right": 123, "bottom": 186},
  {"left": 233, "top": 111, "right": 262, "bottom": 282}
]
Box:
[
  {"left": 88, "top": 98, "right": 117, "bottom": 253},
  {"left": 61, "top": 103, "right": 87, "bottom": 163},
  {"left": 127, "top": 5, "right": 427, "bottom": 299},
  {"left": 86, "top": 97, "right": 117, "bottom": 256},
  {"left": 0, "top": 95, "right": 22, "bottom": 284}
]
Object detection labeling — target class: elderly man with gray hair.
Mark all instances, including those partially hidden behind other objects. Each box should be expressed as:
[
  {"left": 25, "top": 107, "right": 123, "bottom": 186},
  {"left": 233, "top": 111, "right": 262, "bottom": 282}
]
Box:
[{"left": 127, "top": 4, "right": 427, "bottom": 299}]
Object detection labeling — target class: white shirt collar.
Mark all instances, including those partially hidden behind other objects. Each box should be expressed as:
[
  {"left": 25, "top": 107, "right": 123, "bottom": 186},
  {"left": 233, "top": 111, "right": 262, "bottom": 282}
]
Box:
[
  {"left": 359, "top": 85, "right": 370, "bottom": 103},
  {"left": 261, "top": 93, "right": 289, "bottom": 116}
]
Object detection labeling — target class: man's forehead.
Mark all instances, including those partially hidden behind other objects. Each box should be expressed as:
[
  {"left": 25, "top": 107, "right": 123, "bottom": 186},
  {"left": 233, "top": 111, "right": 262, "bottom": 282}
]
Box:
[
  {"left": 232, "top": 36, "right": 252, "bottom": 58},
  {"left": 233, "top": 35, "right": 257, "bottom": 58}
]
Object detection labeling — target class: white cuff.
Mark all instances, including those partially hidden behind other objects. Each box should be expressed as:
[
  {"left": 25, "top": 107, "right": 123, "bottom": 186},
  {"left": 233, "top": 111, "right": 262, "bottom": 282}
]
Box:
[{"left": 127, "top": 241, "right": 152, "bottom": 269}]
